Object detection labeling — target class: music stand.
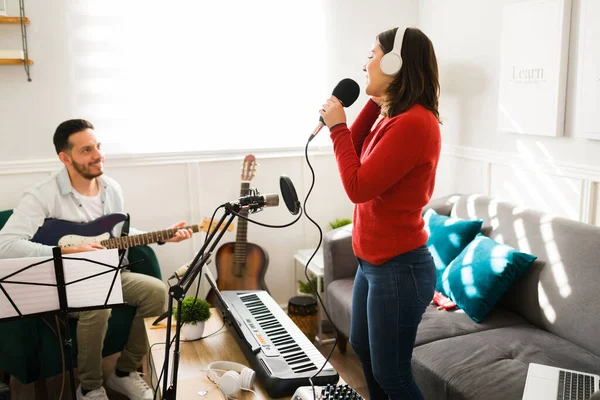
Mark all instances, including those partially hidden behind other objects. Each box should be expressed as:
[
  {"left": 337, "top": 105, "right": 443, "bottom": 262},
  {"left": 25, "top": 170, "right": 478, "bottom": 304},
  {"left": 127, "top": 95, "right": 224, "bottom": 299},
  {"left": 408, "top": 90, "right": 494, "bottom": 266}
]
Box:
[
  {"left": 0, "top": 247, "right": 129, "bottom": 400},
  {"left": 161, "top": 203, "right": 239, "bottom": 400}
]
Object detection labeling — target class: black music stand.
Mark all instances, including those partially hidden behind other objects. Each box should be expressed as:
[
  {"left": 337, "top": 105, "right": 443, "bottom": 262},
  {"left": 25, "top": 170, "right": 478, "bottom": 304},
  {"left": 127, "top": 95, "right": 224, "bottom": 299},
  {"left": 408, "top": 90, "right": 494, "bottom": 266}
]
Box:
[
  {"left": 0, "top": 247, "right": 130, "bottom": 400},
  {"left": 161, "top": 203, "right": 240, "bottom": 400}
]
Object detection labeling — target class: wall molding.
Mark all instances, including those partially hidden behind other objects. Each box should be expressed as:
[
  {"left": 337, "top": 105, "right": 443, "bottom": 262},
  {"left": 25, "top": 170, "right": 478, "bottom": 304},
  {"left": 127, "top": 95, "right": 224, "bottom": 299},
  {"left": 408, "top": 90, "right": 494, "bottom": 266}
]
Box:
[
  {"left": 442, "top": 145, "right": 600, "bottom": 183},
  {"left": 580, "top": 180, "right": 596, "bottom": 224},
  {"left": 3, "top": 144, "right": 600, "bottom": 184},
  {"left": 0, "top": 145, "right": 600, "bottom": 186},
  {"left": 441, "top": 144, "right": 600, "bottom": 223}
]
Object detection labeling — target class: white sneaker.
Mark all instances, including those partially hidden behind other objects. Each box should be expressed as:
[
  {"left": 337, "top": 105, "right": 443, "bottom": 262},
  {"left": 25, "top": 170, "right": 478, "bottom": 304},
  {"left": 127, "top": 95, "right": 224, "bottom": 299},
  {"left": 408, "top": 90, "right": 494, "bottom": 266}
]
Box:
[
  {"left": 106, "top": 370, "right": 153, "bottom": 400},
  {"left": 76, "top": 385, "right": 109, "bottom": 400}
]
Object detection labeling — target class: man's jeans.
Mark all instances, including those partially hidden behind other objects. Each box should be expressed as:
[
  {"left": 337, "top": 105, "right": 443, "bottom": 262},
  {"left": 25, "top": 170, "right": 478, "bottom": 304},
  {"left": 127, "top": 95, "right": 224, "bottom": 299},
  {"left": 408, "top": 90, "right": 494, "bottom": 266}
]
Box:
[
  {"left": 350, "top": 245, "right": 436, "bottom": 400},
  {"left": 76, "top": 271, "right": 166, "bottom": 390}
]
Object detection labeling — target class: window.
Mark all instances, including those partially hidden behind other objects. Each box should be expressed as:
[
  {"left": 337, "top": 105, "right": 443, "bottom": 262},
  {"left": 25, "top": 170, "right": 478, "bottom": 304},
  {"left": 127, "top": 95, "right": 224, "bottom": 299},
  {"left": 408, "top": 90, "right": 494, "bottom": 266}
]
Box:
[{"left": 71, "top": 1, "right": 327, "bottom": 155}]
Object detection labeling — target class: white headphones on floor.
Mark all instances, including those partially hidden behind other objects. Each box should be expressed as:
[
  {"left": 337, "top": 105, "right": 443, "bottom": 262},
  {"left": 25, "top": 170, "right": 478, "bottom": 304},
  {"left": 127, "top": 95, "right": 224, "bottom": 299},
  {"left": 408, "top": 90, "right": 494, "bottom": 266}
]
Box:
[
  {"left": 207, "top": 361, "right": 256, "bottom": 397},
  {"left": 380, "top": 27, "right": 405, "bottom": 76}
]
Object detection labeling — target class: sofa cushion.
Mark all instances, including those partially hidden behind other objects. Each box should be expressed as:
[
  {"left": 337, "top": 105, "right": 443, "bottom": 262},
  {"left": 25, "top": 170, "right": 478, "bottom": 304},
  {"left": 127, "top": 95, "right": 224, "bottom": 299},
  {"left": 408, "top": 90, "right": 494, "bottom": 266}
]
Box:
[
  {"left": 326, "top": 278, "right": 354, "bottom": 337},
  {"left": 440, "top": 233, "right": 537, "bottom": 323},
  {"left": 423, "top": 208, "right": 483, "bottom": 291},
  {"left": 412, "top": 325, "right": 600, "bottom": 400},
  {"left": 415, "top": 304, "right": 528, "bottom": 347},
  {"left": 450, "top": 194, "right": 600, "bottom": 355}
]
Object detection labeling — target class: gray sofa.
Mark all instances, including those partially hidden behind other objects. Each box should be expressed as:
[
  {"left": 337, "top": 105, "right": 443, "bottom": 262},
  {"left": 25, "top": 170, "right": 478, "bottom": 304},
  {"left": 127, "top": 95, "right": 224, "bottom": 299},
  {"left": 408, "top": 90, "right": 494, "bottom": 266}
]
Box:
[{"left": 323, "top": 194, "right": 600, "bottom": 399}]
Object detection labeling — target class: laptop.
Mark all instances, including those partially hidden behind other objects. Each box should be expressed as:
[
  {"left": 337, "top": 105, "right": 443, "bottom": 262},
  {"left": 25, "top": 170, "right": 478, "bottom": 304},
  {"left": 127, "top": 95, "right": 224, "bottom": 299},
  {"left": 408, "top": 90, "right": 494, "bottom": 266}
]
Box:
[{"left": 522, "top": 363, "right": 600, "bottom": 400}]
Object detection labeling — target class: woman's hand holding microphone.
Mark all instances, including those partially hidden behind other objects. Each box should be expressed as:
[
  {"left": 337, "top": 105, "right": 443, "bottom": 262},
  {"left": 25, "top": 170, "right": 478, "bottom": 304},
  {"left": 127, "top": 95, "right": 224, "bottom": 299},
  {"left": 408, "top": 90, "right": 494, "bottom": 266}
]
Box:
[{"left": 319, "top": 96, "right": 346, "bottom": 129}]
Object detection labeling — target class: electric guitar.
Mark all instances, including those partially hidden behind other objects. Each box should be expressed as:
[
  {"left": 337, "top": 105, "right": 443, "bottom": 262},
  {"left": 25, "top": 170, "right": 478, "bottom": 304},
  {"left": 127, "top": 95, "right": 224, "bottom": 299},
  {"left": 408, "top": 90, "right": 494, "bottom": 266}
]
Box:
[
  {"left": 30, "top": 214, "right": 234, "bottom": 249},
  {"left": 207, "top": 155, "right": 270, "bottom": 302}
]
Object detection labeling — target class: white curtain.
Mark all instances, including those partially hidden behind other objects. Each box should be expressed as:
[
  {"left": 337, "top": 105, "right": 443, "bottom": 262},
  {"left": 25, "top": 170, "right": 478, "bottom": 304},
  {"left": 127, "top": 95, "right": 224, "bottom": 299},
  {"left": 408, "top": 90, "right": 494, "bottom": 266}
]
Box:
[{"left": 70, "top": 1, "right": 327, "bottom": 154}]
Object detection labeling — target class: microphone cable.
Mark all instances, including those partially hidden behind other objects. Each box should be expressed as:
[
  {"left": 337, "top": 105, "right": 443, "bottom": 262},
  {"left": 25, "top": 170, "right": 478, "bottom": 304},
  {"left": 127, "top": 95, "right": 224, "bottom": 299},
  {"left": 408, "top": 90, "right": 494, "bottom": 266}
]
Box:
[
  {"left": 303, "top": 136, "right": 341, "bottom": 399},
  {"left": 226, "top": 205, "right": 303, "bottom": 229}
]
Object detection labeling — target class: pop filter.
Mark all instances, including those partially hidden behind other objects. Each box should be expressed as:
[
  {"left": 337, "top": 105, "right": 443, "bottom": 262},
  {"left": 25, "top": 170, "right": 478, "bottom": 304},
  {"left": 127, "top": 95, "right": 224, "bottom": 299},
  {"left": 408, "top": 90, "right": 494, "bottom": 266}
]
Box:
[{"left": 280, "top": 175, "right": 300, "bottom": 215}]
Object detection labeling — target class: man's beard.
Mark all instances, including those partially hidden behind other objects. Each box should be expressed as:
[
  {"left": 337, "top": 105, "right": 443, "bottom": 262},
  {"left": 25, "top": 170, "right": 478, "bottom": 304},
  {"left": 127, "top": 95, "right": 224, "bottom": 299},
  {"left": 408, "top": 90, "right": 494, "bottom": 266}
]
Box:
[{"left": 72, "top": 159, "right": 103, "bottom": 180}]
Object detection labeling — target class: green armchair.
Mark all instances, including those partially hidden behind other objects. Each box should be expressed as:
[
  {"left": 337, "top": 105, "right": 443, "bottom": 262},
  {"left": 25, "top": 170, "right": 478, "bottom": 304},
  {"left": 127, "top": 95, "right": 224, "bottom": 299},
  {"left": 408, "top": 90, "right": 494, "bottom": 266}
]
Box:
[{"left": 0, "top": 209, "right": 163, "bottom": 385}]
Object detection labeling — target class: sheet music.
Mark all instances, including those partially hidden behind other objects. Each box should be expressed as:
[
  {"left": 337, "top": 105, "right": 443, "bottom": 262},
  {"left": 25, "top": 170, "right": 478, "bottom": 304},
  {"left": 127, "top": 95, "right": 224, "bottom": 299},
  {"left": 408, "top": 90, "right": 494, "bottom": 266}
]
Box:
[
  {"left": 0, "top": 249, "right": 124, "bottom": 319},
  {"left": 0, "top": 256, "right": 59, "bottom": 318},
  {"left": 63, "top": 249, "right": 123, "bottom": 308}
]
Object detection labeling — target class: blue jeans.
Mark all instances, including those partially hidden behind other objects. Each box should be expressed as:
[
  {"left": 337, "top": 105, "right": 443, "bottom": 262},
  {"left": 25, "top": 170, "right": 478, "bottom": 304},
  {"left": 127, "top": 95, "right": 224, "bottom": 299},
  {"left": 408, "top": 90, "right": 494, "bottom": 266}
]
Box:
[{"left": 349, "top": 245, "right": 436, "bottom": 400}]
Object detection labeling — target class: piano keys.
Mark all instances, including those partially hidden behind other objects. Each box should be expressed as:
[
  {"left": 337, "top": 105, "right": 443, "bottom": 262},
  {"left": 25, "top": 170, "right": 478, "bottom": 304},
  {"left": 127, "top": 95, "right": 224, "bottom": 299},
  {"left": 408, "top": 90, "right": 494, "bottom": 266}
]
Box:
[{"left": 216, "top": 290, "right": 340, "bottom": 398}]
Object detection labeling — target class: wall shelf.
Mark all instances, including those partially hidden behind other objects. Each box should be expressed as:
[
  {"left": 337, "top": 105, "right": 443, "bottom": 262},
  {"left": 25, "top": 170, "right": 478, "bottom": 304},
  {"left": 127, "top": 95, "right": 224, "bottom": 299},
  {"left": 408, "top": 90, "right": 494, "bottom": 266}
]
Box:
[
  {"left": 0, "top": 16, "right": 30, "bottom": 25},
  {"left": 0, "top": 59, "right": 33, "bottom": 65},
  {"left": 0, "top": 0, "right": 32, "bottom": 81}
]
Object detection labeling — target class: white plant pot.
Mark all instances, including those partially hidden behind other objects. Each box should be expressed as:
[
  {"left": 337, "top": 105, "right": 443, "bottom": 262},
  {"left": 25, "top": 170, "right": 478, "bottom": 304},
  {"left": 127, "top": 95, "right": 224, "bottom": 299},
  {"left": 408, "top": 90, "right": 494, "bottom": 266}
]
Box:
[{"left": 181, "top": 322, "right": 205, "bottom": 341}]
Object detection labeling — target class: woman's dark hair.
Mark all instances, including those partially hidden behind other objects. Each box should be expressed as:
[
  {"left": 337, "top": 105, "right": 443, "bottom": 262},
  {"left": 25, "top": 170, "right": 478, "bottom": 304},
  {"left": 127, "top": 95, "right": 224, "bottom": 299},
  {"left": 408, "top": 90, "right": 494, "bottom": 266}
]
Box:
[
  {"left": 53, "top": 119, "right": 95, "bottom": 154},
  {"left": 377, "top": 27, "right": 441, "bottom": 123}
]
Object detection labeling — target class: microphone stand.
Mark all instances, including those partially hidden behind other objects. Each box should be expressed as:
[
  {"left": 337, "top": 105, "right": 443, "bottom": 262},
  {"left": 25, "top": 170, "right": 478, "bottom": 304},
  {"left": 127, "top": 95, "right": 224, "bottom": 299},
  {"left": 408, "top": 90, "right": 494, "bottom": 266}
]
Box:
[{"left": 162, "top": 203, "right": 240, "bottom": 400}]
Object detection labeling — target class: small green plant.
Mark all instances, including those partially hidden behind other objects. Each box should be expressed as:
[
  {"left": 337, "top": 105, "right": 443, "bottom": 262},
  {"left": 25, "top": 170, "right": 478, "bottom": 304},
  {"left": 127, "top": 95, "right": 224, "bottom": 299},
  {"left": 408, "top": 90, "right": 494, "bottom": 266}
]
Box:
[
  {"left": 173, "top": 296, "right": 211, "bottom": 325},
  {"left": 298, "top": 275, "right": 318, "bottom": 298},
  {"left": 329, "top": 218, "right": 352, "bottom": 230}
]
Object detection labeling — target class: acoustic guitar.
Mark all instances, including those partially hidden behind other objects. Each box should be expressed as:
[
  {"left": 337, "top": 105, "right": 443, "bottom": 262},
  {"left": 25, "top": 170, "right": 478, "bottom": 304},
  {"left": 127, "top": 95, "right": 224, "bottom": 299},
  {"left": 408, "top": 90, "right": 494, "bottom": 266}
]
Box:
[
  {"left": 208, "top": 155, "right": 270, "bottom": 302},
  {"left": 31, "top": 214, "right": 234, "bottom": 249}
]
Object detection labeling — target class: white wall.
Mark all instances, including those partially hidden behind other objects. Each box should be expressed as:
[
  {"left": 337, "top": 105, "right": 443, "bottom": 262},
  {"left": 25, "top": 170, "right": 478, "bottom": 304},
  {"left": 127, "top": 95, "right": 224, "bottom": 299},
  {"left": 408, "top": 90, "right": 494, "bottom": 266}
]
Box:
[
  {"left": 0, "top": 0, "right": 419, "bottom": 305},
  {"left": 421, "top": 0, "right": 600, "bottom": 223},
  {"left": 0, "top": 0, "right": 418, "bottom": 162}
]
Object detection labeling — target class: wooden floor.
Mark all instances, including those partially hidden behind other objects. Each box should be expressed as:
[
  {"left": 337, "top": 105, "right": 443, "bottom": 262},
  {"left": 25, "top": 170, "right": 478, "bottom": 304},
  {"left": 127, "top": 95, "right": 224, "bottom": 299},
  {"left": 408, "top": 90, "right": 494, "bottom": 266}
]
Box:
[{"left": 8, "top": 336, "right": 367, "bottom": 399}]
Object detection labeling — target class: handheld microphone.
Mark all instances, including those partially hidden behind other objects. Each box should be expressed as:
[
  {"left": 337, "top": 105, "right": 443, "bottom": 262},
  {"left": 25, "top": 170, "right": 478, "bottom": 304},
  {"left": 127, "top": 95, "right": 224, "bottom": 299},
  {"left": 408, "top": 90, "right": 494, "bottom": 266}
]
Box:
[{"left": 309, "top": 78, "right": 361, "bottom": 142}]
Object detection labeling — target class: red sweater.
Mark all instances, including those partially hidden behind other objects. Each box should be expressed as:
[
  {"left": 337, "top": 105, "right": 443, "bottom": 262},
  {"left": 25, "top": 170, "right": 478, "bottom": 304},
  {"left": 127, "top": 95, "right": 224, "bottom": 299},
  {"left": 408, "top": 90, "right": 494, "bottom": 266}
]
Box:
[{"left": 330, "top": 100, "right": 441, "bottom": 265}]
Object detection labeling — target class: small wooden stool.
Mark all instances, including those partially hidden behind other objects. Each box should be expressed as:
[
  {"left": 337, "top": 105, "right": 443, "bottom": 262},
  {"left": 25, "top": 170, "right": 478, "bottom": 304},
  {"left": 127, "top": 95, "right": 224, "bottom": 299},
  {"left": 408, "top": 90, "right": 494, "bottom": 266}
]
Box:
[{"left": 288, "top": 296, "right": 318, "bottom": 341}]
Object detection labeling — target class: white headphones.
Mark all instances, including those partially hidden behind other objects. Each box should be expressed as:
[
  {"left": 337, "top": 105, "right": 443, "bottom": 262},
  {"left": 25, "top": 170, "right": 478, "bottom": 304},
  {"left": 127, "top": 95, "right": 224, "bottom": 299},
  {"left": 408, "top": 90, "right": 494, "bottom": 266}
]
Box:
[
  {"left": 380, "top": 27, "right": 405, "bottom": 76},
  {"left": 207, "top": 361, "right": 256, "bottom": 397}
]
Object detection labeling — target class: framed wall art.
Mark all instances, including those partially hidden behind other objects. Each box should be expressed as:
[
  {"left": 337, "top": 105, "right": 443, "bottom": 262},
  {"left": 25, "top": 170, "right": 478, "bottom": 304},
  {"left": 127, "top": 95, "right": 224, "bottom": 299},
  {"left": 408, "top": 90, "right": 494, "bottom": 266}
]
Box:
[
  {"left": 580, "top": 0, "right": 600, "bottom": 139},
  {"left": 497, "top": 0, "right": 572, "bottom": 137}
]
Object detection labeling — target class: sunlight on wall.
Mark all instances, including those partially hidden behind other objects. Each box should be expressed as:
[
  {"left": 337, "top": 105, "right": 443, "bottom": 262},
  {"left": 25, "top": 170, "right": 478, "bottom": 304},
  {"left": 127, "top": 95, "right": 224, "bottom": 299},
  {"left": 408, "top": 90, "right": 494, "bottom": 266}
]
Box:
[
  {"left": 503, "top": 181, "right": 526, "bottom": 206},
  {"left": 510, "top": 163, "right": 552, "bottom": 212},
  {"left": 540, "top": 214, "right": 572, "bottom": 298},
  {"left": 535, "top": 142, "right": 579, "bottom": 195},
  {"left": 70, "top": 1, "right": 327, "bottom": 154},
  {"left": 516, "top": 141, "right": 577, "bottom": 218},
  {"left": 498, "top": 104, "right": 525, "bottom": 134}
]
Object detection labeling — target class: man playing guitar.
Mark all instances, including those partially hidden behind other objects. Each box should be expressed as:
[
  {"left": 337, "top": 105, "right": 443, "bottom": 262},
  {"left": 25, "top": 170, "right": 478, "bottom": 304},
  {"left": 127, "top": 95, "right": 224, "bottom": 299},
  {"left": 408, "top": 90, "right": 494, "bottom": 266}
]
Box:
[{"left": 0, "top": 119, "right": 192, "bottom": 400}]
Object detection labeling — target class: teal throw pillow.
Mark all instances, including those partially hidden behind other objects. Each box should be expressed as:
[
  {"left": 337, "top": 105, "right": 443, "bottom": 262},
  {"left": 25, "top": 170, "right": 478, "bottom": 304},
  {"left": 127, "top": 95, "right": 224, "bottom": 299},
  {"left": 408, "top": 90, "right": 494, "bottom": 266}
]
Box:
[
  {"left": 440, "top": 233, "right": 537, "bottom": 323},
  {"left": 423, "top": 208, "right": 483, "bottom": 292}
]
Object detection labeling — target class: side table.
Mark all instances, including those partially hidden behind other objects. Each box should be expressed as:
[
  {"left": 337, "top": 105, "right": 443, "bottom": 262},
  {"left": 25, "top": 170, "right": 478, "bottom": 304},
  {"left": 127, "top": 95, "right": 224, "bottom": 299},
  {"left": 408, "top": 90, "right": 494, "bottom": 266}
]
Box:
[{"left": 293, "top": 248, "right": 334, "bottom": 345}]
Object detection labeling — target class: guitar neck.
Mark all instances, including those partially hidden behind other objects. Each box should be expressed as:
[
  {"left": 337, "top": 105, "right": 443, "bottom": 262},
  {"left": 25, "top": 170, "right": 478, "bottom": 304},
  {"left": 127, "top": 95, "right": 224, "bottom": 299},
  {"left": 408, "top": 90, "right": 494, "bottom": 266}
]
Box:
[
  {"left": 234, "top": 182, "right": 250, "bottom": 261},
  {"left": 101, "top": 224, "right": 200, "bottom": 250}
]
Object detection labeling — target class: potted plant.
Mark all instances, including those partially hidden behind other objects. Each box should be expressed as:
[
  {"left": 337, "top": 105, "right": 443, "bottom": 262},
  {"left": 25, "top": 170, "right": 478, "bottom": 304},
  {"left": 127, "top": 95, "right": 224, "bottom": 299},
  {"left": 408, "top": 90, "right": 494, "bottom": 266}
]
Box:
[
  {"left": 297, "top": 274, "right": 319, "bottom": 298},
  {"left": 173, "top": 296, "right": 211, "bottom": 341}
]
